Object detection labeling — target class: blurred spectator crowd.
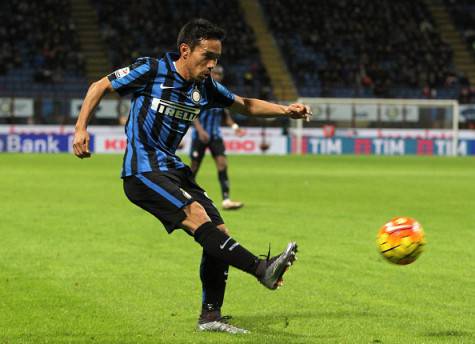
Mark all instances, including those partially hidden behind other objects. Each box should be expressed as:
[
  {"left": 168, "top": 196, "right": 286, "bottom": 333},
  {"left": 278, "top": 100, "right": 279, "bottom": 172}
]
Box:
[
  {"left": 446, "top": 0, "right": 475, "bottom": 53},
  {"left": 0, "top": 0, "right": 86, "bottom": 96},
  {"left": 93, "top": 0, "right": 273, "bottom": 99},
  {"left": 445, "top": 0, "right": 475, "bottom": 103},
  {"left": 261, "top": 0, "right": 464, "bottom": 99},
  {"left": 4, "top": 0, "right": 475, "bottom": 108}
]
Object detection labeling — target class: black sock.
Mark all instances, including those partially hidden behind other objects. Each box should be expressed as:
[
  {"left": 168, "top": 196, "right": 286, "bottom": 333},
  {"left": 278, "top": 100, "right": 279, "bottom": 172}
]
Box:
[
  {"left": 199, "top": 303, "right": 221, "bottom": 323},
  {"left": 200, "top": 251, "right": 228, "bottom": 310},
  {"left": 194, "top": 222, "right": 259, "bottom": 275},
  {"left": 218, "top": 168, "right": 230, "bottom": 200}
]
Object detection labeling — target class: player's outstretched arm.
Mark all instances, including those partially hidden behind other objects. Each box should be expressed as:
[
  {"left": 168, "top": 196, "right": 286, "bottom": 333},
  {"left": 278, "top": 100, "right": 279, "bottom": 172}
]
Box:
[
  {"left": 73, "top": 77, "right": 114, "bottom": 159},
  {"left": 229, "top": 95, "right": 312, "bottom": 122}
]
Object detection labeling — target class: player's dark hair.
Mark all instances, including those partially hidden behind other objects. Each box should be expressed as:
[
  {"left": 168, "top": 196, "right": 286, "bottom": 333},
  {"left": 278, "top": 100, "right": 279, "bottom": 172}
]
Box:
[{"left": 176, "top": 19, "right": 225, "bottom": 51}]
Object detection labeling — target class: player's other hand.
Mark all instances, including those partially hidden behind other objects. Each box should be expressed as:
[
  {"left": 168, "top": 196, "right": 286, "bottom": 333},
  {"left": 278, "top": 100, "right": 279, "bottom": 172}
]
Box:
[
  {"left": 198, "top": 131, "right": 210, "bottom": 144},
  {"left": 285, "top": 103, "right": 312, "bottom": 122},
  {"left": 234, "top": 127, "right": 246, "bottom": 137},
  {"left": 73, "top": 128, "right": 91, "bottom": 159}
]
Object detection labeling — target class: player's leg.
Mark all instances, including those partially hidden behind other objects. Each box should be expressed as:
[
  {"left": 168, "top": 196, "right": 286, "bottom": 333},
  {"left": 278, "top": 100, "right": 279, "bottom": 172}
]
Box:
[
  {"left": 180, "top": 200, "right": 257, "bottom": 273},
  {"left": 178, "top": 176, "right": 249, "bottom": 332},
  {"left": 123, "top": 171, "right": 265, "bottom": 334},
  {"left": 191, "top": 201, "right": 250, "bottom": 334},
  {"left": 124, "top": 170, "right": 260, "bottom": 278},
  {"left": 198, "top": 223, "right": 230, "bottom": 325},
  {"left": 123, "top": 169, "right": 297, "bottom": 295},
  {"left": 180, "top": 167, "right": 296, "bottom": 289},
  {"left": 209, "top": 138, "right": 243, "bottom": 210},
  {"left": 189, "top": 138, "right": 207, "bottom": 178},
  {"left": 200, "top": 223, "right": 230, "bottom": 313},
  {"left": 180, "top": 176, "right": 236, "bottom": 329},
  {"left": 181, "top": 202, "right": 297, "bottom": 288}
]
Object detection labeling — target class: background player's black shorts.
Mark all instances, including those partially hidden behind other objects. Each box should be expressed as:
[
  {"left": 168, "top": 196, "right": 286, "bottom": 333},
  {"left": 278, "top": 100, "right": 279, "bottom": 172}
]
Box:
[
  {"left": 123, "top": 167, "right": 224, "bottom": 233},
  {"left": 190, "top": 137, "right": 226, "bottom": 162}
]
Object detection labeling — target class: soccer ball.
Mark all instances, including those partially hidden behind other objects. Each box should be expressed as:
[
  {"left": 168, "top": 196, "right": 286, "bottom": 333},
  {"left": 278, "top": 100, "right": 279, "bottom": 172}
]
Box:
[{"left": 377, "top": 217, "right": 426, "bottom": 265}]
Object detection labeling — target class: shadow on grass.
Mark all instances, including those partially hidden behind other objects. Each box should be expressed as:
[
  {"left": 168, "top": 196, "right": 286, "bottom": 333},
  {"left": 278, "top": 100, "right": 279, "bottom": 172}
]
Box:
[
  {"left": 424, "top": 330, "right": 472, "bottom": 338},
  {"left": 232, "top": 310, "right": 377, "bottom": 340}
]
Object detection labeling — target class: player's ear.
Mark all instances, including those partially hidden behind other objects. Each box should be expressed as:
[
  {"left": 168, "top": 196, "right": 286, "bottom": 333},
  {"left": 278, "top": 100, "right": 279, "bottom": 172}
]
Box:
[{"left": 180, "top": 43, "right": 190, "bottom": 59}]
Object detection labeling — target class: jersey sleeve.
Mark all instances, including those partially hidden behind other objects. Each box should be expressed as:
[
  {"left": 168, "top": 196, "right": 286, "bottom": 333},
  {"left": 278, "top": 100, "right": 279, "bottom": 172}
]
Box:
[
  {"left": 205, "top": 78, "right": 236, "bottom": 108},
  {"left": 107, "top": 57, "right": 155, "bottom": 96}
]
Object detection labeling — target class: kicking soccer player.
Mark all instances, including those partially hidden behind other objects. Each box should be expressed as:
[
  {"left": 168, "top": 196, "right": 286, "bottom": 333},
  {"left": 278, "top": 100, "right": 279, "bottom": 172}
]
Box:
[
  {"left": 190, "top": 65, "right": 245, "bottom": 210},
  {"left": 73, "top": 19, "right": 311, "bottom": 334}
]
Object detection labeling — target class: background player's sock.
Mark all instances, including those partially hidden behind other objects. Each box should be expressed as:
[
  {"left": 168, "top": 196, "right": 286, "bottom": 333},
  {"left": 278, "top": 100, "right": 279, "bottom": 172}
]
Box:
[
  {"left": 218, "top": 168, "right": 230, "bottom": 200},
  {"left": 200, "top": 251, "right": 228, "bottom": 311},
  {"left": 191, "top": 165, "right": 200, "bottom": 178},
  {"left": 194, "top": 222, "right": 259, "bottom": 274}
]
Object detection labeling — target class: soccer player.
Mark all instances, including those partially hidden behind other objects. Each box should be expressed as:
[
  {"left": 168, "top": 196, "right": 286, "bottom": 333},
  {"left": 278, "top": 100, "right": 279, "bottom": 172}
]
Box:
[
  {"left": 190, "top": 65, "right": 245, "bottom": 210},
  {"left": 73, "top": 19, "right": 311, "bottom": 334}
]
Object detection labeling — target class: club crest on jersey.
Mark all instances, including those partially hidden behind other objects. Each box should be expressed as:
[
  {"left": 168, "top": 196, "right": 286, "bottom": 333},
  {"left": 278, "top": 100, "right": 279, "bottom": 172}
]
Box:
[
  {"left": 114, "top": 67, "right": 130, "bottom": 78},
  {"left": 191, "top": 86, "right": 201, "bottom": 104}
]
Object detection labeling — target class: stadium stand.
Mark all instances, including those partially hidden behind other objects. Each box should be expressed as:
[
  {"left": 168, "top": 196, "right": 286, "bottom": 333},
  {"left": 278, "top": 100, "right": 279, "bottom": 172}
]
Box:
[
  {"left": 444, "top": 0, "right": 475, "bottom": 103},
  {"left": 4, "top": 0, "right": 475, "bottom": 126},
  {"left": 92, "top": 0, "right": 273, "bottom": 99},
  {"left": 260, "top": 0, "right": 461, "bottom": 99},
  {"left": 445, "top": 0, "right": 475, "bottom": 52},
  {"left": 0, "top": 0, "right": 88, "bottom": 98}
]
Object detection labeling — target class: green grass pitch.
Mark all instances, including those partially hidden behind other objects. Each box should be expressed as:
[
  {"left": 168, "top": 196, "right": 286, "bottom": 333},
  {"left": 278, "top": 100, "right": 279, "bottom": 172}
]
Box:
[{"left": 1, "top": 154, "right": 474, "bottom": 343}]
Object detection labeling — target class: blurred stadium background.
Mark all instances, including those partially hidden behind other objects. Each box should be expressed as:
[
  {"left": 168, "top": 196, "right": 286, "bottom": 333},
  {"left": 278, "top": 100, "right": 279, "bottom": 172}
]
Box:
[{"left": 1, "top": 0, "right": 475, "bottom": 156}]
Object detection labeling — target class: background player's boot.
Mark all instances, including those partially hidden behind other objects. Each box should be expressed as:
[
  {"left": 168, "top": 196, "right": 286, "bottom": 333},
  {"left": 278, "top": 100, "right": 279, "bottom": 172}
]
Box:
[
  {"left": 256, "top": 242, "right": 298, "bottom": 290},
  {"left": 197, "top": 306, "right": 249, "bottom": 334},
  {"left": 222, "top": 198, "right": 244, "bottom": 210}
]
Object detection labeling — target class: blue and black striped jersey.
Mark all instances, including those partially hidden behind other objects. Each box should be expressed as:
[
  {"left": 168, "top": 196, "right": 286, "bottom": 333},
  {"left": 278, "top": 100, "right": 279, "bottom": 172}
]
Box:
[
  {"left": 191, "top": 108, "right": 224, "bottom": 140},
  {"left": 107, "top": 52, "right": 235, "bottom": 177}
]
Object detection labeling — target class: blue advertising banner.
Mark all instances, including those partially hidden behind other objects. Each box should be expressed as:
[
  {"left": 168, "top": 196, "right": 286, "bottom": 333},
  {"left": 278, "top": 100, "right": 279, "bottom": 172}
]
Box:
[
  {"left": 289, "top": 137, "right": 475, "bottom": 156},
  {"left": 0, "top": 133, "right": 95, "bottom": 153}
]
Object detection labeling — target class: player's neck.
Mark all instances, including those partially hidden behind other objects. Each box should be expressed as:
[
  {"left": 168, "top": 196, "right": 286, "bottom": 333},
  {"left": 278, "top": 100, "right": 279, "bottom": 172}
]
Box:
[{"left": 175, "top": 58, "right": 191, "bottom": 81}]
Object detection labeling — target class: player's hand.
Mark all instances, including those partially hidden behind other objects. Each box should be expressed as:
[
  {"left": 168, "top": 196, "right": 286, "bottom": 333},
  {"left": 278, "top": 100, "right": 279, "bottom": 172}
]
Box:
[
  {"left": 285, "top": 103, "right": 312, "bottom": 122},
  {"left": 232, "top": 123, "right": 245, "bottom": 137},
  {"left": 73, "top": 128, "right": 91, "bottom": 159},
  {"left": 234, "top": 127, "right": 246, "bottom": 137},
  {"left": 198, "top": 131, "right": 210, "bottom": 144}
]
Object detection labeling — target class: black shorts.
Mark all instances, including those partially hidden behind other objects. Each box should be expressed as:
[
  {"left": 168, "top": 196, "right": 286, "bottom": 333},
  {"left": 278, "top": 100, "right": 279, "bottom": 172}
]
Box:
[
  {"left": 123, "top": 167, "right": 224, "bottom": 233},
  {"left": 190, "top": 137, "right": 226, "bottom": 162}
]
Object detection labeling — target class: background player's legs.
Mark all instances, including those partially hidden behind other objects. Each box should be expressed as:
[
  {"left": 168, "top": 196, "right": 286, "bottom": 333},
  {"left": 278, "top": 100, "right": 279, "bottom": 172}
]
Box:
[
  {"left": 190, "top": 158, "right": 203, "bottom": 178},
  {"left": 209, "top": 138, "right": 243, "bottom": 210},
  {"left": 214, "top": 156, "right": 243, "bottom": 210},
  {"left": 214, "top": 155, "right": 230, "bottom": 200},
  {"left": 190, "top": 139, "right": 207, "bottom": 178}
]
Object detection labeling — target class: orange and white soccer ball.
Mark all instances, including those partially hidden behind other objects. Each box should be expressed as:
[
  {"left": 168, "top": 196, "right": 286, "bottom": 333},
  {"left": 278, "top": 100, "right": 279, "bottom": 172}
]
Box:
[{"left": 377, "top": 217, "right": 426, "bottom": 265}]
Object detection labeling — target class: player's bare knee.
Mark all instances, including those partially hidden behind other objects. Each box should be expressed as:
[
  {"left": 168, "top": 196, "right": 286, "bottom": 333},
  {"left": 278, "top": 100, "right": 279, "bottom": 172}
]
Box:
[
  {"left": 184, "top": 201, "right": 210, "bottom": 227},
  {"left": 217, "top": 224, "right": 229, "bottom": 235}
]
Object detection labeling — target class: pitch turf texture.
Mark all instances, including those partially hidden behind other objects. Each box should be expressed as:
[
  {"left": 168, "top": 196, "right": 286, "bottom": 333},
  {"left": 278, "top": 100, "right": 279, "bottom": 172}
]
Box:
[{"left": 1, "top": 154, "right": 474, "bottom": 344}]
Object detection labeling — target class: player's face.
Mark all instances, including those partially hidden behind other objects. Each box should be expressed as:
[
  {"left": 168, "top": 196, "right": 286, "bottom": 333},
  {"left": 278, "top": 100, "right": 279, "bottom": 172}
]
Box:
[{"left": 187, "top": 39, "right": 221, "bottom": 81}]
